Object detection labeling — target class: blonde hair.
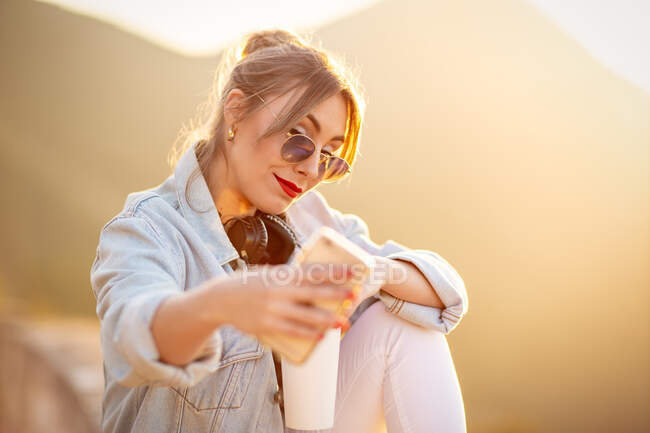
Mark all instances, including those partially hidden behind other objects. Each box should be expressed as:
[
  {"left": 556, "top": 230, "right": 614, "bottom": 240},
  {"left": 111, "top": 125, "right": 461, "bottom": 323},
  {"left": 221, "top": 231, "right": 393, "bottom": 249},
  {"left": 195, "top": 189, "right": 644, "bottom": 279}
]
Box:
[{"left": 167, "top": 28, "right": 366, "bottom": 211}]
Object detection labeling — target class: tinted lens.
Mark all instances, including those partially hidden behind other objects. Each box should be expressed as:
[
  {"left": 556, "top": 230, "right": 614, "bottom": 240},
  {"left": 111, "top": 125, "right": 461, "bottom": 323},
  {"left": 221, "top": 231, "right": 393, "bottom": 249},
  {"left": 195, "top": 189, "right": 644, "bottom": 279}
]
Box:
[
  {"left": 320, "top": 156, "right": 350, "bottom": 182},
  {"left": 282, "top": 134, "right": 350, "bottom": 182},
  {"left": 281, "top": 134, "right": 314, "bottom": 163}
]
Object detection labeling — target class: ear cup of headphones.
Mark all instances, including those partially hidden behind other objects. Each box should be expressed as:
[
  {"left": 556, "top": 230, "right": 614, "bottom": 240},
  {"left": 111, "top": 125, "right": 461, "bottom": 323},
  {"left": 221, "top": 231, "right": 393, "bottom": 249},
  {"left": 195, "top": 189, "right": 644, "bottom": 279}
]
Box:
[
  {"left": 223, "top": 214, "right": 268, "bottom": 264},
  {"left": 223, "top": 210, "right": 302, "bottom": 267},
  {"left": 258, "top": 212, "right": 302, "bottom": 265}
]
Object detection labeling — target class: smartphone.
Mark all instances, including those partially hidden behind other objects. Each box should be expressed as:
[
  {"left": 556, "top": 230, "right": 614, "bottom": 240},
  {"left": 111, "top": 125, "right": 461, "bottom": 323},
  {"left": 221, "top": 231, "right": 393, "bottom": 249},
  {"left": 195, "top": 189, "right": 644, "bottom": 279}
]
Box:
[{"left": 257, "top": 226, "right": 374, "bottom": 364}]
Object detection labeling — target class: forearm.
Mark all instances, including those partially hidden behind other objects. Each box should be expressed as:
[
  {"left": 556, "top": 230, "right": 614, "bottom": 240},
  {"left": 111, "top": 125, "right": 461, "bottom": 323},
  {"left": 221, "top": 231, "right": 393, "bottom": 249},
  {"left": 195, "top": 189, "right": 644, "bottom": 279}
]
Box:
[
  {"left": 374, "top": 256, "right": 445, "bottom": 309},
  {"left": 150, "top": 277, "right": 230, "bottom": 367}
]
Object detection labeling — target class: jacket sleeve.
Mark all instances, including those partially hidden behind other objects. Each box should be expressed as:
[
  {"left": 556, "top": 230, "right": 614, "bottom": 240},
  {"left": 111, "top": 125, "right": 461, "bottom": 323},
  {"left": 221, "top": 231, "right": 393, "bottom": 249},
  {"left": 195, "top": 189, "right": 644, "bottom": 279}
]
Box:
[
  {"left": 314, "top": 192, "right": 468, "bottom": 334},
  {"left": 90, "top": 215, "right": 223, "bottom": 388}
]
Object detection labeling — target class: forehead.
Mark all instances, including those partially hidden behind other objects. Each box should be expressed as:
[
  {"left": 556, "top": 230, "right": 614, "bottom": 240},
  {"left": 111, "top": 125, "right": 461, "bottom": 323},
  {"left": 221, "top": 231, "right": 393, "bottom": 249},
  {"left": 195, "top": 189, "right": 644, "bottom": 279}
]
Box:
[
  {"left": 269, "top": 87, "right": 348, "bottom": 136},
  {"left": 308, "top": 93, "right": 347, "bottom": 135}
]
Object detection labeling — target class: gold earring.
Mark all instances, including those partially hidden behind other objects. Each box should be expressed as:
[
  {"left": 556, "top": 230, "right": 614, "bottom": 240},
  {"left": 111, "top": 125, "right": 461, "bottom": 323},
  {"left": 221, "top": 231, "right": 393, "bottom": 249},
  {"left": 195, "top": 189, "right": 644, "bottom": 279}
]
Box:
[{"left": 227, "top": 125, "right": 236, "bottom": 141}]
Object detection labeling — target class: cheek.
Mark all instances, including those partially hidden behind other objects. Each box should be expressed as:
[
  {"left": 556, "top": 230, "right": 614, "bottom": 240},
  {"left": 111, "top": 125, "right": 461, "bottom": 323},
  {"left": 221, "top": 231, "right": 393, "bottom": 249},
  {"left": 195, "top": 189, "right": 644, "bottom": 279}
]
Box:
[
  {"left": 305, "top": 179, "right": 320, "bottom": 192},
  {"left": 236, "top": 140, "right": 282, "bottom": 186},
  {"left": 253, "top": 139, "right": 286, "bottom": 171},
  {"left": 233, "top": 137, "right": 272, "bottom": 169}
]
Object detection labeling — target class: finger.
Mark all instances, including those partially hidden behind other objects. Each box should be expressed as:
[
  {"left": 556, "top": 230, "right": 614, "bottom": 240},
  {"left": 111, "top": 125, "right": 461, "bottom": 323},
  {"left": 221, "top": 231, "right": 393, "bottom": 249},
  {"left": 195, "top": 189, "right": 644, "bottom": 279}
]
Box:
[
  {"left": 268, "top": 300, "right": 339, "bottom": 329},
  {"left": 340, "top": 295, "right": 363, "bottom": 316},
  {"left": 281, "top": 284, "right": 356, "bottom": 304}
]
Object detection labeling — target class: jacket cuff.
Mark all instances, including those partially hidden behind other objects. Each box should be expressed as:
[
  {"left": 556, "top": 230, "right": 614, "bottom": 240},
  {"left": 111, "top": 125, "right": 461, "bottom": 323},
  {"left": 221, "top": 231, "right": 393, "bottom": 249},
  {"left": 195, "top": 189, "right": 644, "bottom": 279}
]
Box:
[
  {"left": 376, "top": 290, "right": 457, "bottom": 334},
  {"left": 107, "top": 291, "right": 224, "bottom": 388},
  {"left": 377, "top": 250, "right": 468, "bottom": 334}
]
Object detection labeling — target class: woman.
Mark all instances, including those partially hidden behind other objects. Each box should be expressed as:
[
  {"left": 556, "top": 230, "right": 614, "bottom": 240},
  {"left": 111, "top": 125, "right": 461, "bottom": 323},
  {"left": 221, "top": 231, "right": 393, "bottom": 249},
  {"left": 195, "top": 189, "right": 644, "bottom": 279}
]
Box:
[{"left": 90, "top": 29, "right": 468, "bottom": 433}]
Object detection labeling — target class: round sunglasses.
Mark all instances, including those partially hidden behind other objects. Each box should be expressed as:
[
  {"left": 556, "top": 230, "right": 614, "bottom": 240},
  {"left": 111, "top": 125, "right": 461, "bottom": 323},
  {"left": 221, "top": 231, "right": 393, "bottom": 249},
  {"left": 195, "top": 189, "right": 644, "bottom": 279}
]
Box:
[
  {"left": 252, "top": 93, "right": 351, "bottom": 183},
  {"left": 280, "top": 130, "right": 351, "bottom": 183}
]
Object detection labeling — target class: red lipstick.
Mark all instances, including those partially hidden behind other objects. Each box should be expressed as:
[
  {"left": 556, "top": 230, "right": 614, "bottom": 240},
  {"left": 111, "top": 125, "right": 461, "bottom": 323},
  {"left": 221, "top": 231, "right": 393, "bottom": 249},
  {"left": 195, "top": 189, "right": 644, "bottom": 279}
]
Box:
[{"left": 274, "top": 173, "right": 302, "bottom": 198}]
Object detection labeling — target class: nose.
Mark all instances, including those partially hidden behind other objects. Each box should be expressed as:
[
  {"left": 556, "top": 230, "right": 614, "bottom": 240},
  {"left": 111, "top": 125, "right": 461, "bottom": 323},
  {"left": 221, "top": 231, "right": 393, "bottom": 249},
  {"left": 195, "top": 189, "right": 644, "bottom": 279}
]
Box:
[{"left": 293, "top": 149, "right": 322, "bottom": 181}]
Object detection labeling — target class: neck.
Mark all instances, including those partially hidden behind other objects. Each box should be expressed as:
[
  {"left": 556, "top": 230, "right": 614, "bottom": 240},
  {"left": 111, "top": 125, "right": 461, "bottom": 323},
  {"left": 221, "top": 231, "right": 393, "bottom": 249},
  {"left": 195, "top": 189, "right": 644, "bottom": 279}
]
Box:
[{"left": 206, "top": 152, "right": 256, "bottom": 224}]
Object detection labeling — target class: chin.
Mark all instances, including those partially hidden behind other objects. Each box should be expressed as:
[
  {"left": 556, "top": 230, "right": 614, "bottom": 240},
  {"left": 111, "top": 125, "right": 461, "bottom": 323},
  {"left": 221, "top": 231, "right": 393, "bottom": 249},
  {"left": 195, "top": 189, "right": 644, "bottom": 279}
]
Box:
[{"left": 247, "top": 179, "right": 296, "bottom": 215}]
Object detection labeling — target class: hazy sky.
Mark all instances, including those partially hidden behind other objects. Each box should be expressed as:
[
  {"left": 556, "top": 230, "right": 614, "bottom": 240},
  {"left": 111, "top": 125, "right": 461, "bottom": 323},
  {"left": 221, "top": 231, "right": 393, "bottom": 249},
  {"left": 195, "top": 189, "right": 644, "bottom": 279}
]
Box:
[
  {"left": 36, "top": 0, "right": 381, "bottom": 55},
  {"left": 525, "top": 0, "right": 649, "bottom": 93},
  {"left": 37, "top": 0, "right": 650, "bottom": 93}
]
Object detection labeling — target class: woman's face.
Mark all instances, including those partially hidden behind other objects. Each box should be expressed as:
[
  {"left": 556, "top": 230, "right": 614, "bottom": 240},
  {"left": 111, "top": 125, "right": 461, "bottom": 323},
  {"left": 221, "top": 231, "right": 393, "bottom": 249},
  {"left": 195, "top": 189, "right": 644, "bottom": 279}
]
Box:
[{"left": 220, "top": 87, "right": 348, "bottom": 215}]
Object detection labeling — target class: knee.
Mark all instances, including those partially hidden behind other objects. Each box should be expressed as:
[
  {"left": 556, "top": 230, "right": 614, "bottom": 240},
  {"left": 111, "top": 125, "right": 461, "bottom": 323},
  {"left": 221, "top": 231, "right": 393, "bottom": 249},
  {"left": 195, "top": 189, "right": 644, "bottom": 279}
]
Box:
[
  {"left": 344, "top": 301, "right": 453, "bottom": 374},
  {"left": 353, "top": 299, "right": 399, "bottom": 331}
]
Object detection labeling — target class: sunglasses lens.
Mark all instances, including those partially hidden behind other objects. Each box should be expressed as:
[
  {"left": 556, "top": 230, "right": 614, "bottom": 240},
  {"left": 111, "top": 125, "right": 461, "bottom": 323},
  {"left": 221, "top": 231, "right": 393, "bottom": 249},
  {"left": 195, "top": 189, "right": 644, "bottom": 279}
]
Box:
[
  {"left": 281, "top": 133, "right": 350, "bottom": 182},
  {"left": 281, "top": 135, "right": 314, "bottom": 163},
  {"left": 320, "top": 157, "right": 350, "bottom": 182}
]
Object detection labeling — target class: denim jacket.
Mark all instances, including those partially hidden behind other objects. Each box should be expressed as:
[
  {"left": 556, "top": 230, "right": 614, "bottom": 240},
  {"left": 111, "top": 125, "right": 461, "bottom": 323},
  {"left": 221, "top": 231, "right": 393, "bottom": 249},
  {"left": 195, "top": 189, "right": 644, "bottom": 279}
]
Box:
[{"left": 89, "top": 140, "right": 468, "bottom": 433}]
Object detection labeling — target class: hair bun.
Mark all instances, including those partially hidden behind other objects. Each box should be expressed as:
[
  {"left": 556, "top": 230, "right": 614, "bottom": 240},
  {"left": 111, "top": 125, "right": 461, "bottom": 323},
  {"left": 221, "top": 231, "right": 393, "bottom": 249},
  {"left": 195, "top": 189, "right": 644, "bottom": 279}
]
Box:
[{"left": 241, "top": 29, "right": 304, "bottom": 58}]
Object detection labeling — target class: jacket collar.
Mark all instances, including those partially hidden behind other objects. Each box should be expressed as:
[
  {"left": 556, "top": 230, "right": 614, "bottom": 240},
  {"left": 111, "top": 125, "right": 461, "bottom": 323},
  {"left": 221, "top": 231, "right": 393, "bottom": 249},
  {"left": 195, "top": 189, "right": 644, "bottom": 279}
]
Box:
[{"left": 173, "top": 140, "right": 240, "bottom": 266}]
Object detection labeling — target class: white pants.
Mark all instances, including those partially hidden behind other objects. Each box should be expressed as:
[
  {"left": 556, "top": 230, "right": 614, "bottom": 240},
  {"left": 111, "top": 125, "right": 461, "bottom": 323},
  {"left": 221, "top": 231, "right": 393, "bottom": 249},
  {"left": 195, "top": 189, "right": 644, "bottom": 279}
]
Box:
[{"left": 286, "top": 301, "right": 467, "bottom": 433}]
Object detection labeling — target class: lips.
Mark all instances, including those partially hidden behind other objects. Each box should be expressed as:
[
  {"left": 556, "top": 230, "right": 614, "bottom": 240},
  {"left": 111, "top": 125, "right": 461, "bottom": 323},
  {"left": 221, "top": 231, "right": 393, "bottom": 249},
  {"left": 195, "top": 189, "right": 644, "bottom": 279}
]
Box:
[
  {"left": 274, "top": 174, "right": 302, "bottom": 192},
  {"left": 274, "top": 173, "right": 302, "bottom": 197}
]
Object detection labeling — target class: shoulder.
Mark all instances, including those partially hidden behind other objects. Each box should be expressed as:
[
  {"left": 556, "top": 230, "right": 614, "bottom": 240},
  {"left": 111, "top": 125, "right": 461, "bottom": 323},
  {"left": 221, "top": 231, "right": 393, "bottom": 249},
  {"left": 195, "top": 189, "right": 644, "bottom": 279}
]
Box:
[
  {"left": 100, "top": 178, "right": 184, "bottom": 249},
  {"left": 122, "top": 177, "right": 179, "bottom": 220}
]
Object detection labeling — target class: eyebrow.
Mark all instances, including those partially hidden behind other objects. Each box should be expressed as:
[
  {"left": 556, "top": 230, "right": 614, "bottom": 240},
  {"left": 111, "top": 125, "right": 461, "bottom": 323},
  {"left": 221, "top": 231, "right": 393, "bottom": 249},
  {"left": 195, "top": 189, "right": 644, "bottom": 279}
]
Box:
[{"left": 306, "top": 113, "right": 345, "bottom": 142}]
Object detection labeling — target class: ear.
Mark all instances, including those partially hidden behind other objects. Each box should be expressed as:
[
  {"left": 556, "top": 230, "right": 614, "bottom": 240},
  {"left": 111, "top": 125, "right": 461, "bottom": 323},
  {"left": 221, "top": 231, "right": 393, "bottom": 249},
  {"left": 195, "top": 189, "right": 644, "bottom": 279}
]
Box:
[{"left": 223, "top": 88, "right": 246, "bottom": 126}]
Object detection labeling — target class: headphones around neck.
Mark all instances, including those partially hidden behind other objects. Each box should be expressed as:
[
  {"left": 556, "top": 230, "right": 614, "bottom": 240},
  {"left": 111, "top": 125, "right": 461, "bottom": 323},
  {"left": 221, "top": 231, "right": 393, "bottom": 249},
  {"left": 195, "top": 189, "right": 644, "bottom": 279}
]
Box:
[{"left": 222, "top": 209, "right": 302, "bottom": 270}]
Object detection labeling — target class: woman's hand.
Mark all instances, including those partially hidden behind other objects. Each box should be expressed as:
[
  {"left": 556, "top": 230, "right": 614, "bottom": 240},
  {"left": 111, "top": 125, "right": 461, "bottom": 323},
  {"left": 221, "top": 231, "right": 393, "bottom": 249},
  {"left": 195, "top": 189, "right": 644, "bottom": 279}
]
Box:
[
  {"left": 335, "top": 255, "right": 394, "bottom": 319},
  {"left": 209, "top": 263, "right": 358, "bottom": 341}
]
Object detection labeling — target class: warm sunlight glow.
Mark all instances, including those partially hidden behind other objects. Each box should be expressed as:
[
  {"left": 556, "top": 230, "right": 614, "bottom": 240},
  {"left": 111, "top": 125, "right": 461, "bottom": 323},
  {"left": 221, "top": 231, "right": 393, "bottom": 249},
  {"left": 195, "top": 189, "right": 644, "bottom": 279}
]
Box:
[{"left": 36, "top": 0, "right": 382, "bottom": 57}]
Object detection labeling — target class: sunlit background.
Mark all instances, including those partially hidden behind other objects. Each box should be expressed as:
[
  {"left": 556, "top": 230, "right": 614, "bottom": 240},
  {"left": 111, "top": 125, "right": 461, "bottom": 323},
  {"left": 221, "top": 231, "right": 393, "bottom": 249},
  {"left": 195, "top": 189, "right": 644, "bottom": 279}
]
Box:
[{"left": 0, "top": 0, "right": 648, "bottom": 432}]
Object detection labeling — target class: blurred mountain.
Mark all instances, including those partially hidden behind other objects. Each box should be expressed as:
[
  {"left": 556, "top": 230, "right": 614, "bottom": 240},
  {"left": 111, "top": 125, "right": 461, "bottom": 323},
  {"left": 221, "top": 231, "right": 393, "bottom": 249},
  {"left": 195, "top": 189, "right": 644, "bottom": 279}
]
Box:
[{"left": 1, "top": 0, "right": 648, "bottom": 432}]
